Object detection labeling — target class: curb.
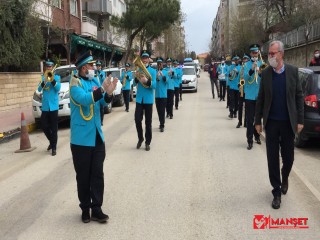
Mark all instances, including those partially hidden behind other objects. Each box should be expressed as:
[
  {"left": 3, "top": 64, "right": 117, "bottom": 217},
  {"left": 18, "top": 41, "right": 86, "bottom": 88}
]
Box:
[{"left": 0, "top": 122, "right": 38, "bottom": 144}]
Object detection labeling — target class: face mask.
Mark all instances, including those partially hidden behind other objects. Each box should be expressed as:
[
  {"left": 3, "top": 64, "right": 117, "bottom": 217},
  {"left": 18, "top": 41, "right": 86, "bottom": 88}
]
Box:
[
  {"left": 268, "top": 56, "right": 278, "bottom": 68},
  {"left": 251, "top": 57, "right": 258, "bottom": 62},
  {"left": 86, "top": 69, "right": 95, "bottom": 80},
  {"left": 315, "top": 53, "right": 320, "bottom": 58}
]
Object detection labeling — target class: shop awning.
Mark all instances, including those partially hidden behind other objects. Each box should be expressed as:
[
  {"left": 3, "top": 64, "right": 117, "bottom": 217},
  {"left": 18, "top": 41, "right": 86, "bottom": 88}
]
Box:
[{"left": 71, "top": 34, "right": 112, "bottom": 53}]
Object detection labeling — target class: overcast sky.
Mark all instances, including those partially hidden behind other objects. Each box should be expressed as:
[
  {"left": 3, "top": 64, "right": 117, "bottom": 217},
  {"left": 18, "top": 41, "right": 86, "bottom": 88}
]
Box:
[{"left": 180, "top": 0, "right": 219, "bottom": 55}]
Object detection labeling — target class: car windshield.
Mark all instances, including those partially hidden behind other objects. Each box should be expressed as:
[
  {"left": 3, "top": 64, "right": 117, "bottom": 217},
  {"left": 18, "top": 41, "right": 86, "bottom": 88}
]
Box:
[
  {"left": 108, "top": 70, "right": 121, "bottom": 79},
  {"left": 54, "top": 67, "right": 76, "bottom": 83},
  {"left": 314, "top": 74, "right": 320, "bottom": 90},
  {"left": 183, "top": 68, "right": 195, "bottom": 75}
]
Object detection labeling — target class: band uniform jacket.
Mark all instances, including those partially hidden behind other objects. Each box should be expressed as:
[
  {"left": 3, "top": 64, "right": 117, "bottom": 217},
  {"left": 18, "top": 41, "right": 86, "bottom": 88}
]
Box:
[
  {"left": 70, "top": 76, "right": 108, "bottom": 146},
  {"left": 133, "top": 65, "right": 157, "bottom": 104},
  {"left": 243, "top": 60, "right": 262, "bottom": 100},
  {"left": 38, "top": 74, "right": 61, "bottom": 111},
  {"left": 155, "top": 69, "right": 168, "bottom": 98},
  {"left": 255, "top": 64, "right": 304, "bottom": 134},
  {"left": 164, "top": 66, "right": 175, "bottom": 90},
  {"left": 120, "top": 70, "right": 133, "bottom": 90}
]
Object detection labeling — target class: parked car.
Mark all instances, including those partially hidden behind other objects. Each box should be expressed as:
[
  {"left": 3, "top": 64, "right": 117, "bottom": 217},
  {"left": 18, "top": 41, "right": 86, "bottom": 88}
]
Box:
[
  {"left": 181, "top": 66, "right": 198, "bottom": 92},
  {"left": 295, "top": 67, "right": 320, "bottom": 147},
  {"left": 103, "top": 68, "right": 125, "bottom": 109},
  {"left": 32, "top": 65, "right": 76, "bottom": 124}
]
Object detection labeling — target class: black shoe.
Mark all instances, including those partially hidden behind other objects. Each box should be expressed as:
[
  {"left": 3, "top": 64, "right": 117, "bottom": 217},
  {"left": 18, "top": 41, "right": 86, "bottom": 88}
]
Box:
[
  {"left": 247, "top": 143, "right": 253, "bottom": 150},
  {"left": 170, "top": 115, "right": 173, "bottom": 119},
  {"left": 233, "top": 113, "right": 237, "bottom": 118},
  {"left": 226, "top": 106, "right": 228, "bottom": 108},
  {"left": 223, "top": 99, "right": 225, "bottom": 101},
  {"left": 272, "top": 196, "right": 281, "bottom": 209},
  {"left": 281, "top": 178, "right": 288, "bottom": 195},
  {"left": 236, "top": 122, "right": 242, "bottom": 128},
  {"left": 166, "top": 114, "right": 169, "bottom": 118},
  {"left": 91, "top": 210, "right": 109, "bottom": 223},
  {"left": 52, "top": 149, "right": 56, "bottom": 156},
  {"left": 136, "top": 139, "right": 144, "bottom": 149},
  {"left": 160, "top": 128, "right": 164, "bottom": 132},
  {"left": 213, "top": 96, "right": 215, "bottom": 99},
  {"left": 125, "top": 109, "right": 129, "bottom": 112},
  {"left": 145, "top": 144, "right": 150, "bottom": 151},
  {"left": 82, "top": 209, "right": 90, "bottom": 223},
  {"left": 175, "top": 106, "right": 178, "bottom": 110},
  {"left": 228, "top": 114, "right": 233, "bottom": 119},
  {"left": 255, "top": 138, "right": 261, "bottom": 145},
  {"left": 47, "top": 145, "right": 52, "bottom": 151},
  {"left": 219, "top": 99, "right": 222, "bottom": 102},
  {"left": 180, "top": 97, "right": 182, "bottom": 101},
  {"left": 244, "top": 123, "right": 247, "bottom": 128}
]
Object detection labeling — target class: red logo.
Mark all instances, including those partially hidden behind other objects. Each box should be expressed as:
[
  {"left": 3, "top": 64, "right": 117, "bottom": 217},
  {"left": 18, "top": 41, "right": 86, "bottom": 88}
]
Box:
[{"left": 253, "top": 215, "right": 309, "bottom": 229}]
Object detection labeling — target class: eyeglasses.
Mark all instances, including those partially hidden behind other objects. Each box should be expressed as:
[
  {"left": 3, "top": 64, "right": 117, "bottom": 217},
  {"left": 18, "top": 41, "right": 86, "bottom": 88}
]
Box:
[{"left": 268, "top": 51, "right": 280, "bottom": 57}]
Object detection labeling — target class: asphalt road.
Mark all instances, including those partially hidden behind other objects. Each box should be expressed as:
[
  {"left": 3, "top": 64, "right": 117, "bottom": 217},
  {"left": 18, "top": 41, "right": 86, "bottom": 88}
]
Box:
[{"left": 0, "top": 71, "right": 320, "bottom": 240}]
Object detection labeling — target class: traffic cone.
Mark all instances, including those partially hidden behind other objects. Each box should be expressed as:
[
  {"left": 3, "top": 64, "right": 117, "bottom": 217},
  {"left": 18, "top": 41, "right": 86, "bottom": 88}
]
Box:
[{"left": 15, "top": 112, "right": 36, "bottom": 153}]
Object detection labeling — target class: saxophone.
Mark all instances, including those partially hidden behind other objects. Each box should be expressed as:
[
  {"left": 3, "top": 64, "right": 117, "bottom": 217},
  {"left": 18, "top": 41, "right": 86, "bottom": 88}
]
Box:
[
  {"left": 133, "top": 55, "right": 152, "bottom": 88},
  {"left": 239, "top": 63, "right": 246, "bottom": 97}
]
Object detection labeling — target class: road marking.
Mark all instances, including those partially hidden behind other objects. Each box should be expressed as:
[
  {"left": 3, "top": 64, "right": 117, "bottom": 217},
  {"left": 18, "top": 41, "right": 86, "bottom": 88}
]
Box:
[{"left": 292, "top": 165, "right": 320, "bottom": 202}]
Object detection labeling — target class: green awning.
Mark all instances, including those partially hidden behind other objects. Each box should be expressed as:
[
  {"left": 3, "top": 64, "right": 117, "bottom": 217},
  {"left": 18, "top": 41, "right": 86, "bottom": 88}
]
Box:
[{"left": 71, "top": 34, "right": 112, "bottom": 52}]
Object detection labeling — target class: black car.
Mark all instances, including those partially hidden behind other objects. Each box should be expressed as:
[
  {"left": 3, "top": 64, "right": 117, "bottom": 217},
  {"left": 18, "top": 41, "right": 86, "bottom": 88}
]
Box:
[{"left": 295, "top": 67, "right": 320, "bottom": 147}]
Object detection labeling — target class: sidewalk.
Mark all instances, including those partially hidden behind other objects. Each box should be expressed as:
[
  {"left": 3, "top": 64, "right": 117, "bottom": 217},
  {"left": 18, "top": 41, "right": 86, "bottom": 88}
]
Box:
[{"left": 0, "top": 105, "right": 36, "bottom": 142}]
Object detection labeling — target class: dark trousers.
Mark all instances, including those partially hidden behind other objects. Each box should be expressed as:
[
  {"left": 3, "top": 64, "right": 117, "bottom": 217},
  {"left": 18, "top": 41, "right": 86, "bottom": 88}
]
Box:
[
  {"left": 210, "top": 78, "right": 219, "bottom": 98},
  {"left": 174, "top": 87, "right": 180, "bottom": 108},
  {"left": 41, "top": 110, "right": 58, "bottom": 150},
  {"left": 265, "top": 120, "right": 295, "bottom": 197},
  {"left": 179, "top": 83, "right": 183, "bottom": 100},
  {"left": 155, "top": 98, "right": 167, "bottom": 128},
  {"left": 229, "top": 89, "right": 239, "bottom": 115},
  {"left": 219, "top": 81, "right": 226, "bottom": 100},
  {"left": 135, "top": 102, "right": 153, "bottom": 145},
  {"left": 122, "top": 90, "right": 130, "bottom": 110},
  {"left": 100, "top": 105, "right": 104, "bottom": 125},
  {"left": 226, "top": 86, "right": 230, "bottom": 107},
  {"left": 71, "top": 134, "right": 105, "bottom": 211},
  {"left": 238, "top": 92, "right": 246, "bottom": 125},
  {"left": 245, "top": 100, "right": 260, "bottom": 144},
  {"left": 166, "top": 89, "right": 174, "bottom": 117}
]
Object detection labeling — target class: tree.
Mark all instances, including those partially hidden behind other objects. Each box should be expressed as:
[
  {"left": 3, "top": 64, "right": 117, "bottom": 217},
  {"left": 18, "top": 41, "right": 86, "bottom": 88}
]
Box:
[
  {"left": 111, "top": 0, "right": 180, "bottom": 63},
  {"left": 0, "top": 0, "right": 44, "bottom": 71}
]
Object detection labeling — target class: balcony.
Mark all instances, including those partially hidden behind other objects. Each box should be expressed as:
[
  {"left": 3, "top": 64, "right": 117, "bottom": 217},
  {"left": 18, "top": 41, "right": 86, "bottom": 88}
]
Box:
[
  {"left": 33, "top": 0, "right": 52, "bottom": 22},
  {"left": 86, "top": 0, "right": 112, "bottom": 16},
  {"left": 81, "top": 16, "right": 97, "bottom": 39}
]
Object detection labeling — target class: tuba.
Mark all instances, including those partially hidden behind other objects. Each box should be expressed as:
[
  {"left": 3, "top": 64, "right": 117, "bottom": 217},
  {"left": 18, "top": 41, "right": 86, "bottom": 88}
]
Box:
[
  {"left": 133, "top": 55, "right": 152, "bottom": 88},
  {"left": 44, "top": 64, "right": 57, "bottom": 82}
]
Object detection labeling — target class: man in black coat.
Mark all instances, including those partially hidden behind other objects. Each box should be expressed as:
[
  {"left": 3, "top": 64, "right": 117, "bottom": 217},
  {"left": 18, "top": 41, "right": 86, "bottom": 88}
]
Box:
[{"left": 255, "top": 40, "right": 304, "bottom": 210}]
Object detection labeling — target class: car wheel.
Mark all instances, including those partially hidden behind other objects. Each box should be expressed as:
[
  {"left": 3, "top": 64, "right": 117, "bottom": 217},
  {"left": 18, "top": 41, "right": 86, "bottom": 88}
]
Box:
[
  {"left": 104, "top": 100, "right": 113, "bottom": 114},
  {"left": 119, "top": 93, "right": 125, "bottom": 106},
  {"left": 294, "top": 130, "right": 307, "bottom": 148}
]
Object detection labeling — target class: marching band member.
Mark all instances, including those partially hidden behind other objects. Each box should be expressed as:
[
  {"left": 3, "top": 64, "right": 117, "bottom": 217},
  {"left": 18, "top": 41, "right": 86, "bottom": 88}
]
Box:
[
  {"left": 243, "top": 44, "right": 262, "bottom": 150},
  {"left": 173, "top": 60, "right": 181, "bottom": 110},
  {"left": 69, "top": 50, "right": 117, "bottom": 223},
  {"left": 134, "top": 50, "right": 156, "bottom": 151},
  {"left": 228, "top": 56, "right": 241, "bottom": 119},
  {"left": 236, "top": 54, "right": 250, "bottom": 128},
  {"left": 155, "top": 57, "right": 168, "bottom": 132},
  {"left": 37, "top": 60, "right": 61, "bottom": 156},
  {"left": 165, "top": 57, "right": 175, "bottom": 119},
  {"left": 95, "top": 60, "right": 106, "bottom": 125},
  {"left": 217, "top": 57, "right": 229, "bottom": 102},
  {"left": 120, "top": 63, "right": 133, "bottom": 112}
]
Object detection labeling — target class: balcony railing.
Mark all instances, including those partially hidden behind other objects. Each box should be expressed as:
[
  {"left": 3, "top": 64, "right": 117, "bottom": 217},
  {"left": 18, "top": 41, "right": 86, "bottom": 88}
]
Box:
[
  {"left": 262, "top": 18, "right": 320, "bottom": 52},
  {"left": 87, "top": 0, "right": 112, "bottom": 15},
  {"left": 32, "top": 0, "right": 52, "bottom": 22},
  {"left": 81, "top": 16, "right": 97, "bottom": 39}
]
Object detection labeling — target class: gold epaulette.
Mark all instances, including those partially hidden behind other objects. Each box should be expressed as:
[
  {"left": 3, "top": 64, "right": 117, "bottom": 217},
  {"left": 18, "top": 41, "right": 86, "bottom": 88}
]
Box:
[{"left": 70, "top": 75, "right": 81, "bottom": 87}]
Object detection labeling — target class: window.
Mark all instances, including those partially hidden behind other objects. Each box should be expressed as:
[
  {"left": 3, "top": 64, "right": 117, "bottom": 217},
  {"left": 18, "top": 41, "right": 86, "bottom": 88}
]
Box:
[
  {"left": 70, "top": 0, "right": 78, "bottom": 17},
  {"left": 51, "top": 0, "right": 61, "bottom": 8}
]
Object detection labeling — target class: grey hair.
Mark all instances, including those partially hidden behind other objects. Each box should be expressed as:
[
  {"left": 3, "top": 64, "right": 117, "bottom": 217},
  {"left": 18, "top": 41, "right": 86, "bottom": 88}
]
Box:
[{"left": 269, "top": 40, "right": 284, "bottom": 53}]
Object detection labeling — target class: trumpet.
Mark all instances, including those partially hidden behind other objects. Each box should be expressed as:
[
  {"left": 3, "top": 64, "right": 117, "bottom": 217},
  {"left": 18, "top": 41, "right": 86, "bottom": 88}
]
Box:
[
  {"left": 258, "top": 51, "right": 268, "bottom": 74},
  {"left": 44, "top": 64, "right": 57, "bottom": 82}
]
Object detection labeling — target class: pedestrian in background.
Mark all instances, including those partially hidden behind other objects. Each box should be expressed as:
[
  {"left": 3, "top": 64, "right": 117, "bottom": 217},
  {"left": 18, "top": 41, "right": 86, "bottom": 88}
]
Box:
[
  {"left": 255, "top": 40, "right": 304, "bottom": 209},
  {"left": 309, "top": 49, "right": 320, "bottom": 66},
  {"left": 208, "top": 60, "right": 219, "bottom": 99},
  {"left": 70, "top": 50, "right": 117, "bottom": 223},
  {"left": 217, "top": 57, "right": 228, "bottom": 101},
  {"left": 37, "top": 60, "right": 61, "bottom": 156}
]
